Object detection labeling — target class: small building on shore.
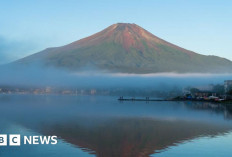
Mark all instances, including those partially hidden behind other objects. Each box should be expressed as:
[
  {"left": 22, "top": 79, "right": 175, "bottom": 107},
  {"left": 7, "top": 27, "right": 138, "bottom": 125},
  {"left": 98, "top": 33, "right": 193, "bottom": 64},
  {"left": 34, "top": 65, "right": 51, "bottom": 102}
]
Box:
[{"left": 194, "top": 91, "right": 217, "bottom": 98}]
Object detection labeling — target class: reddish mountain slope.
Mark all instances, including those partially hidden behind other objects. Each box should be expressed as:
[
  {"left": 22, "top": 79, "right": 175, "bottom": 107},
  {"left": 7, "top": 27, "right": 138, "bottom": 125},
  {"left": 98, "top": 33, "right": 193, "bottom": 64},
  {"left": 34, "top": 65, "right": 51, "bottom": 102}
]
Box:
[{"left": 17, "top": 23, "right": 232, "bottom": 73}]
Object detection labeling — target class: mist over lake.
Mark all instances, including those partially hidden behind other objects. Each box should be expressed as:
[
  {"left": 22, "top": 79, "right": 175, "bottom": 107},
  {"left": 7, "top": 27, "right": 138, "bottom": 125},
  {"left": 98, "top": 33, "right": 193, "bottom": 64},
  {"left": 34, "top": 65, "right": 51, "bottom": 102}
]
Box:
[{"left": 0, "top": 64, "right": 231, "bottom": 91}]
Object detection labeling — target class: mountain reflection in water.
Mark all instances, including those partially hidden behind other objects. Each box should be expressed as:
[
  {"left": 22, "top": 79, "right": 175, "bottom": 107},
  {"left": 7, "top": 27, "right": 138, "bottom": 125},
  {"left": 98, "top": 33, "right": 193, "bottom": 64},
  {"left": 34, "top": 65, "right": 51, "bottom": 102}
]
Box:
[
  {"left": 0, "top": 95, "right": 232, "bottom": 157},
  {"left": 41, "top": 118, "right": 232, "bottom": 157}
]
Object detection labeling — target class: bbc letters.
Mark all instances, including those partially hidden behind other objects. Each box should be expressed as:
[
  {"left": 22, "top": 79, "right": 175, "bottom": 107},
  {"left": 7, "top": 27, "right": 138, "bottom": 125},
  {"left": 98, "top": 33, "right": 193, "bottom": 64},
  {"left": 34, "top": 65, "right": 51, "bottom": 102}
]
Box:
[{"left": 0, "top": 134, "right": 57, "bottom": 146}]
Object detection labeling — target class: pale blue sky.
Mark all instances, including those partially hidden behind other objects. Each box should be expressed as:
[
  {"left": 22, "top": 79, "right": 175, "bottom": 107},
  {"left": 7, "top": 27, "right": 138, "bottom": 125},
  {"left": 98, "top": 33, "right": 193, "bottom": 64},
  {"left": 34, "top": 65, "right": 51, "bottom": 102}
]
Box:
[{"left": 0, "top": 0, "right": 232, "bottom": 64}]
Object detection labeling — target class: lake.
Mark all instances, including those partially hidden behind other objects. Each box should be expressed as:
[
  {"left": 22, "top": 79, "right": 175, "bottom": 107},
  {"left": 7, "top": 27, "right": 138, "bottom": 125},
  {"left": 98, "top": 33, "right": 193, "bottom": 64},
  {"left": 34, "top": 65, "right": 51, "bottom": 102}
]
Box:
[{"left": 0, "top": 95, "right": 232, "bottom": 157}]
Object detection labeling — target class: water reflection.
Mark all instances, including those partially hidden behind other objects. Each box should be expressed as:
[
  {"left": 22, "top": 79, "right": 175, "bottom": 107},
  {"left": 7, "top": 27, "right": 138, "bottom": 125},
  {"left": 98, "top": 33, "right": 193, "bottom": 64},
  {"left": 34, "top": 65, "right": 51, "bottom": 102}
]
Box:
[
  {"left": 0, "top": 95, "right": 232, "bottom": 157},
  {"left": 182, "top": 101, "right": 232, "bottom": 120},
  {"left": 40, "top": 118, "right": 232, "bottom": 157}
]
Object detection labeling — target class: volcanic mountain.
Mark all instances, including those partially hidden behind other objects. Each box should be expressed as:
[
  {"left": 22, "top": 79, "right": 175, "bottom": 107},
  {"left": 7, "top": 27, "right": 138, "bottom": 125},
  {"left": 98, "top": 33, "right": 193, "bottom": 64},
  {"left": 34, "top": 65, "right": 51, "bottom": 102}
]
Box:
[{"left": 17, "top": 23, "right": 232, "bottom": 73}]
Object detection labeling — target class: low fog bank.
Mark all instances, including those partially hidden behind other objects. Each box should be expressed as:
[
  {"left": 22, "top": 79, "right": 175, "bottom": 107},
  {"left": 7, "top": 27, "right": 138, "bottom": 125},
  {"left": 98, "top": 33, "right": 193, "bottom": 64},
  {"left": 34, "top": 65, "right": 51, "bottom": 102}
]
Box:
[{"left": 0, "top": 64, "right": 231, "bottom": 96}]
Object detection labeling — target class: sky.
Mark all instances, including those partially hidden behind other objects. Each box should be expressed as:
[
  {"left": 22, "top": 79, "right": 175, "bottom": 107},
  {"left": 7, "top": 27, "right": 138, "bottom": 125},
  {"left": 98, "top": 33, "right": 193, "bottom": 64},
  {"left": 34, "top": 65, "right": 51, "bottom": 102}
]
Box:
[{"left": 0, "top": 0, "right": 232, "bottom": 64}]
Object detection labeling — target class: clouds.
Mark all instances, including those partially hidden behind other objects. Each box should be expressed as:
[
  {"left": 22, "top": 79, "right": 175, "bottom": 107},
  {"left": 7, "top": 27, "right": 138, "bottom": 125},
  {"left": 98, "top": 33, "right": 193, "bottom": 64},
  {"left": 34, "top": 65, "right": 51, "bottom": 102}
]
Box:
[
  {"left": 0, "top": 37, "right": 13, "bottom": 64},
  {"left": 0, "top": 63, "right": 231, "bottom": 90},
  {"left": 0, "top": 36, "right": 41, "bottom": 64}
]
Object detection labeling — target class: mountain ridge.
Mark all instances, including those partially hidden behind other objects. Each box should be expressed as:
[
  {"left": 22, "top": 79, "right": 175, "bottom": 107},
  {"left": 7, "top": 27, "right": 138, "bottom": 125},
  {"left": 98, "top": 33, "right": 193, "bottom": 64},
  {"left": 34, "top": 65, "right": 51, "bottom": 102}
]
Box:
[{"left": 17, "top": 23, "right": 232, "bottom": 73}]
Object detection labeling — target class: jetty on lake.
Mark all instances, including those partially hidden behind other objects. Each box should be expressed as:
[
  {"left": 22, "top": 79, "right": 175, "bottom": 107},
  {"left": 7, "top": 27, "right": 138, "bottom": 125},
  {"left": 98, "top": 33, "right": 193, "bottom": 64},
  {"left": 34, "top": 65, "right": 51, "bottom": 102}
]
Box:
[{"left": 118, "top": 97, "right": 169, "bottom": 101}]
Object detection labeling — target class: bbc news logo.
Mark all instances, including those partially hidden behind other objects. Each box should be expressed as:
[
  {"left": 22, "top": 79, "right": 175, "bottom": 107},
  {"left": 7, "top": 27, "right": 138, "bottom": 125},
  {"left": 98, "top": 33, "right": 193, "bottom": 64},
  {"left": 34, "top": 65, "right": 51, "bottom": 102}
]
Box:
[{"left": 0, "top": 134, "right": 57, "bottom": 146}]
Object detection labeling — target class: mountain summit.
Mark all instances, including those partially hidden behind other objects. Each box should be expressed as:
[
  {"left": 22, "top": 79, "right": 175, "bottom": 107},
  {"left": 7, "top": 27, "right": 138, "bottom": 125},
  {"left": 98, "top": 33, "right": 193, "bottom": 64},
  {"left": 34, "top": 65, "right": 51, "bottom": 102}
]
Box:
[{"left": 18, "top": 23, "right": 232, "bottom": 73}]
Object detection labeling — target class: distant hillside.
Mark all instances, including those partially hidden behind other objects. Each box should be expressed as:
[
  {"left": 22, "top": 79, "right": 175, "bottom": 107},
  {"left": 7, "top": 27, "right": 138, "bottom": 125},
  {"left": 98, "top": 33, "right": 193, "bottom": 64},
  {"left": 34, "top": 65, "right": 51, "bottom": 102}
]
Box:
[{"left": 17, "top": 23, "right": 232, "bottom": 73}]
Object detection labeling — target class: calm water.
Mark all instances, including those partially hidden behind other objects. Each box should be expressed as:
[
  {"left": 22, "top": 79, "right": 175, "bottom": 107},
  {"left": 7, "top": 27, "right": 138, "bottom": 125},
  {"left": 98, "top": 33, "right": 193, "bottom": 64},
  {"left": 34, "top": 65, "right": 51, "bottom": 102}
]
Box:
[{"left": 0, "top": 95, "right": 232, "bottom": 157}]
